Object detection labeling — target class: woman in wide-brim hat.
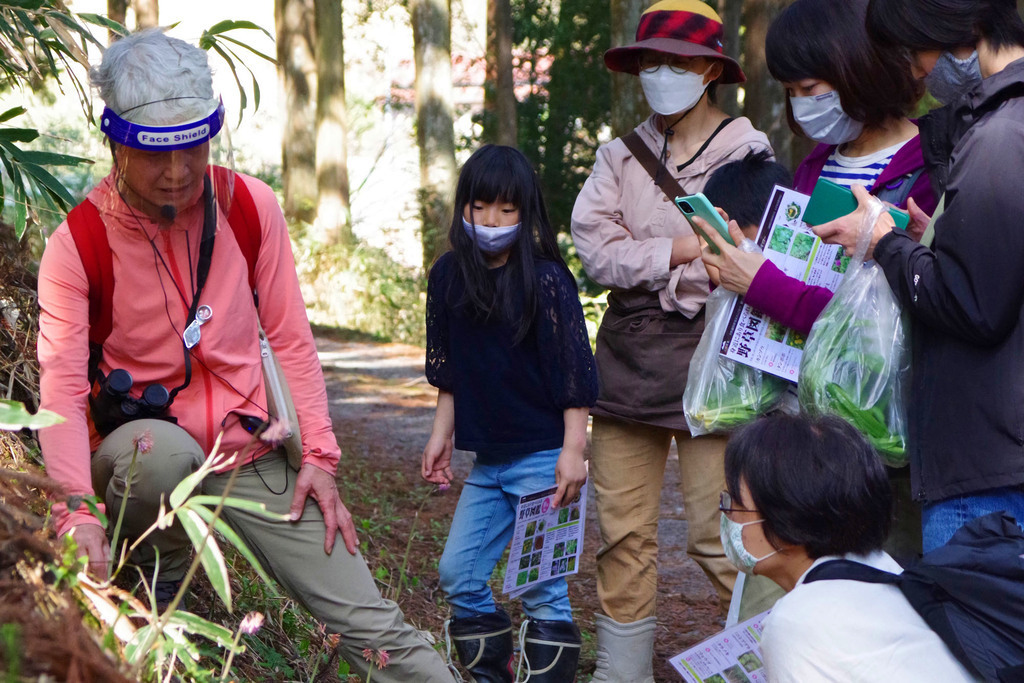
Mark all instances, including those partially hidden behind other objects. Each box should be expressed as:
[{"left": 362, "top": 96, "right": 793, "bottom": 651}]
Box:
[{"left": 570, "top": 2, "right": 772, "bottom": 680}]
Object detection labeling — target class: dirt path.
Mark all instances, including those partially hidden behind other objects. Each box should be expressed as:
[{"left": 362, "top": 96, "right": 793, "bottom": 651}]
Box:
[{"left": 316, "top": 333, "right": 723, "bottom": 681}]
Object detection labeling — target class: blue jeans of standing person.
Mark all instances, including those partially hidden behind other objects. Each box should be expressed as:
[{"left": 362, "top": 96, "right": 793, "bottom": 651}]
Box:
[
  {"left": 921, "top": 485, "right": 1024, "bottom": 552},
  {"left": 439, "top": 448, "right": 573, "bottom": 621}
]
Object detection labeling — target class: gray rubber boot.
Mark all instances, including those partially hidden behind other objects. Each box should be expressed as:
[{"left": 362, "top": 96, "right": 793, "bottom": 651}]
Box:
[{"left": 590, "top": 614, "right": 656, "bottom": 683}]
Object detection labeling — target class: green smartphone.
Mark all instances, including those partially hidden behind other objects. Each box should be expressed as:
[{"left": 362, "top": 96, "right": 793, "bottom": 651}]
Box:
[
  {"left": 674, "top": 193, "right": 734, "bottom": 255},
  {"left": 804, "top": 178, "right": 910, "bottom": 230}
]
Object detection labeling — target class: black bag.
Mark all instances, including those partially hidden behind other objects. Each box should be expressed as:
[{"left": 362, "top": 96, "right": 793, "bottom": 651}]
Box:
[{"left": 804, "top": 512, "right": 1024, "bottom": 682}]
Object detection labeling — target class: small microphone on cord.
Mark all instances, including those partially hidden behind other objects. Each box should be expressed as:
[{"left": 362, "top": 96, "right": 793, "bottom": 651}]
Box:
[{"left": 160, "top": 204, "right": 177, "bottom": 222}]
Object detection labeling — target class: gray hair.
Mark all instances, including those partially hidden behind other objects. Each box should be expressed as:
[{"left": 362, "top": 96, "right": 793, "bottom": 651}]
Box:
[{"left": 91, "top": 28, "right": 217, "bottom": 125}]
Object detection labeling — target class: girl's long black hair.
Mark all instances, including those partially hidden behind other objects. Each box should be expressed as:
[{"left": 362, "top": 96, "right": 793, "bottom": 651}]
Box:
[{"left": 446, "top": 144, "right": 568, "bottom": 344}]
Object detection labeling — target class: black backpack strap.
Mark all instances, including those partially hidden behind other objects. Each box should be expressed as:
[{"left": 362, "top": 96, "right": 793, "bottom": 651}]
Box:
[
  {"left": 872, "top": 167, "right": 925, "bottom": 208},
  {"left": 803, "top": 559, "right": 902, "bottom": 586}
]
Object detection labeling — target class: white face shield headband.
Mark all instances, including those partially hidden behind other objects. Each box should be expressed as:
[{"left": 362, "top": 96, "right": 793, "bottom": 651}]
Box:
[{"left": 100, "top": 98, "right": 225, "bottom": 151}]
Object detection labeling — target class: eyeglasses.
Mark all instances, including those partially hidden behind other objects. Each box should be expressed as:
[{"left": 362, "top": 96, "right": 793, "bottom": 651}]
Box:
[
  {"left": 719, "top": 490, "right": 745, "bottom": 514},
  {"left": 639, "top": 54, "right": 705, "bottom": 75}
]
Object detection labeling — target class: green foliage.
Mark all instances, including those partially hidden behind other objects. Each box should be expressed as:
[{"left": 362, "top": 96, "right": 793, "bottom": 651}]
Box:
[
  {"left": 198, "top": 20, "right": 277, "bottom": 127},
  {"left": 500, "top": 0, "right": 611, "bottom": 239},
  {"left": 0, "top": 398, "right": 63, "bottom": 429},
  {"left": 298, "top": 240, "right": 427, "bottom": 345}
]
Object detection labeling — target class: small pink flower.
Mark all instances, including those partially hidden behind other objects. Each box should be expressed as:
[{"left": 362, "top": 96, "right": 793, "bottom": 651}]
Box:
[
  {"left": 239, "top": 611, "right": 264, "bottom": 635},
  {"left": 260, "top": 417, "right": 291, "bottom": 446},
  {"left": 325, "top": 633, "right": 341, "bottom": 648},
  {"left": 438, "top": 482, "right": 451, "bottom": 492},
  {"left": 133, "top": 429, "right": 154, "bottom": 454},
  {"left": 362, "top": 648, "right": 390, "bottom": 669}
]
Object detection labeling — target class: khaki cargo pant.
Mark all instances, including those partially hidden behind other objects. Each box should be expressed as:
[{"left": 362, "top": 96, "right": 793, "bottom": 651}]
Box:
[{"left": 92, "top": 419, "right": 453, "bottom": 682}]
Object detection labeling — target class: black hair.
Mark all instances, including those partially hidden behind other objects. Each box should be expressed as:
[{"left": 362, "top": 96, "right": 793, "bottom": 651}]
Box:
[
  {"left": 724, "top": 414, "right": 893, "bottom": 559},
  {"left": 867, "top": 0, "right": 1024, "bottom": 53},
  {"left": 445, "top": 144, "right": 568, "bottom": 344},
  {"left": 765, "top": 0, "right": 923, "bottom": 133},
  {"left": 703, "top": 150, "right": 793, "bottom": 229}
]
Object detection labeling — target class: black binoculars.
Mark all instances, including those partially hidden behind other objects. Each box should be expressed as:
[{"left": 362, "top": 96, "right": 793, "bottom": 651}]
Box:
[{"left": 90, "top": 368, "right": 175, "bottom": 437}]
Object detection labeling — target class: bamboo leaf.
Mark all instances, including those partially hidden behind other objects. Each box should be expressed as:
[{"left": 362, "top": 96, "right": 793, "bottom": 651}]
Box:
[
  {"left": 215, "top": 34, "right": 276, "bottom": 64},
  {"left": 16, "top": 149, "right": 90, "bottom": 166},
  {"left": 76, "top": 12, "right": 127, "bottom": 38},
  {"left": 0, "top": 106, "right": 25, "bottom": 122},
  {"left": 203, "top": 19, "right": 272, "bottom": 40},
  {"left": 0, "top": 128, "right": 38, "bottom": 143},
  {"left": 165, "top": 611, "right": 238, "bottom": 649},
  {"left": 0, "top": 399, "right": 64, "bottom": 430},
  {"left": 20, "top": 161, "right": 75, "bottom": 205},
  {"left": 186, "top": 495, "right": 287, "bottom": 518},
  {"left": 185, "top": 503, "right": 281, "bottom": 594},
  {"left": 176, "top": 508, "right": 231, "bottom": 609}
]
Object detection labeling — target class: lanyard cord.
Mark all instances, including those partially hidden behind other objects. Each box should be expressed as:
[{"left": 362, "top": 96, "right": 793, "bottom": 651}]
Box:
[{"left": 122, "top": 174, "right": 218, "bottom": 402}]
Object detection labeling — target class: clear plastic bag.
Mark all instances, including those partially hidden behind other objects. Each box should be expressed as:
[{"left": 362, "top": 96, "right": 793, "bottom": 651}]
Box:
[
  {"left": 683, "top": 240, "right": 788, "bottom": 436},
  {"left": 798, "top": 199, "right": 910, "bottom": 466}
]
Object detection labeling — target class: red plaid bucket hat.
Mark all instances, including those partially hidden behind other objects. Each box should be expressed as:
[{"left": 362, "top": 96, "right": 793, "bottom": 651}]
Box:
[{"left": 604, "top": 0, "right": 745, "bottom": 84}]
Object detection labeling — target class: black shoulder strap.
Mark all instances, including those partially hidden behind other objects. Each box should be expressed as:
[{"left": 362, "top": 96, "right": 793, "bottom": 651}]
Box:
[
  {"left": 803, "top": 559, "right": 902, "bottom": 586},
  {"left": 622, "top": 131, "right": 687, "bottom": 203}
]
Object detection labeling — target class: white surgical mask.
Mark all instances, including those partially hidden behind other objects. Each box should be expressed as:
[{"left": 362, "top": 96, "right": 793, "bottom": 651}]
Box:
[
  {"left": 924, "top": 50, "right": 982, "bottom": 105},
  {"left": 720, "top": 514, "right": 778, "bottom": 574},
  {"left": 462, "top": 217, "right": 520, "bottom": 255},
  {"left": 790, "top": 90, "right": 865, "bottom": 145},
  {"left": 639, "top": 66, "right": 708, "bottom": 116}
]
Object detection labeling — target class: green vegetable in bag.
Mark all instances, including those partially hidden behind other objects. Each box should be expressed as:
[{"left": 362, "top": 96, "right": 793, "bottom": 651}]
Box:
[
  {"left": 798, "top": 199, "right": 909, "bottom": 466},
  {"left": 684, "top": 247, "right": 788, "bottom": 436}
]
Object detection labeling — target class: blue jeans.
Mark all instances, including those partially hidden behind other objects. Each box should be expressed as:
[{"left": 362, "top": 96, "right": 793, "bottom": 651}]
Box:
[
  {"left": 438, "top": 448, "right": 573, "bottom": 622},
  {"left": 921, "top": 485, "right": 1024, "bottom": 553}
]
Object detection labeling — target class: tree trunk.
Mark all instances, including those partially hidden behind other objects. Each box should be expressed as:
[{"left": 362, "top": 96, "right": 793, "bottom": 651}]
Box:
[
  {"left": 716, "top": 0, "right": 742, "bottom": 117},
  {"left": 313, "top": 0, "right": 352, "bottom": 246},
  {"left": 275, "top": 0, "right": 319, "bottom": 225},
  {"left": 741, "top": 0, "right": 810, "bottom": 169},
  {"left": 411, "top": 0, "right": 457, "bottom": 270},
  {"left": 134, "top": 0, "right": 158, "bottom": 29},
  {"left": 609, "top": 0, "right": 646, "bottom": 138},
  {"left": 107, "top": 0, "right": 126, "bottom": 43},
  {"left": 485, "top": 0, "right": 517, "bottom": 145}
]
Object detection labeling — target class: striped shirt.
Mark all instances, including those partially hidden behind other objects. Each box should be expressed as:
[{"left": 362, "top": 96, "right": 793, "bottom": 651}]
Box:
[{"left": 819, "top": 140, "right": 909, "bottom": 190}]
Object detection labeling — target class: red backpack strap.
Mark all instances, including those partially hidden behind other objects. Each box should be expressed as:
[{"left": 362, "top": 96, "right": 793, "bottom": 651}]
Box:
[
  {"left": 67, "top": 199, "right": 114, "bottom": 348},
  {"left": 211, "top": 165, "right": 261, "bottom": 294}
]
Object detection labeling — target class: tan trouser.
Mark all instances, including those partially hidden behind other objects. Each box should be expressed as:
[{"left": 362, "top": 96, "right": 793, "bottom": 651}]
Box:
[
  {"left": 590, "top": 416, "right": 736, "bottom": 622},
  {"left": 92, "top": 419, "right": 453, "bottom": 682}
]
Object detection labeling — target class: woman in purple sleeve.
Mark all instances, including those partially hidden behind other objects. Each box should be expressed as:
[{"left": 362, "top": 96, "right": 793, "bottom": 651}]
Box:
[{"left": 699, "top": 0, "right": 938, "bottom": 336}]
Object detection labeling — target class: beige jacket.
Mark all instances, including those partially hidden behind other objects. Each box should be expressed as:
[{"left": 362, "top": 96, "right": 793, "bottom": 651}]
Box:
[{"left": 571, "top": 115, "right": 772, "bottom": 317}]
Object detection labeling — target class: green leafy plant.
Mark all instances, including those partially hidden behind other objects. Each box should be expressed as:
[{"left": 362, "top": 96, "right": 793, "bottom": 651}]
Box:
[{"left": 0, "top": 398, "right": 63, "bottom": 429}]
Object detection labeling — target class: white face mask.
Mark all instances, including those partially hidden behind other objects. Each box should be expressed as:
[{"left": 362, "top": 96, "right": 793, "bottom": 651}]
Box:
[
  {"left": 462, "top": 217, "right": 520, "bottom": 255},
  {"left": 720, "top": 514, "right": 778, "bottom": 574},
  {"left": 790, "top": 90, "right": 865, "bottom": 145},
  {"left": 639, "top": 65, "right": 709, "bottom": 116}
]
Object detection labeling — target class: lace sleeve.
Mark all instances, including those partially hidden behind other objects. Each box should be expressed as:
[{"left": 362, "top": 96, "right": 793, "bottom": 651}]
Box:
[
  {"left": 535, "top": 264, "right": 599, "bottom": 409},
  {"left": 425, "top": 256, "right": 454, "bottom": 391}
]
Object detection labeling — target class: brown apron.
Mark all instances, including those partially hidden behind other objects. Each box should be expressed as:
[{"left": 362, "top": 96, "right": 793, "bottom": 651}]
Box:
[{"left": 593, "top": 289, "right": 705, "bottom": 431}]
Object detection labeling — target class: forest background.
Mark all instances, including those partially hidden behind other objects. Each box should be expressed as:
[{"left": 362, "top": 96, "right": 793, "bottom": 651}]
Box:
[{"left": 14, "top": 0, "right": 1002, "bottom": 346}]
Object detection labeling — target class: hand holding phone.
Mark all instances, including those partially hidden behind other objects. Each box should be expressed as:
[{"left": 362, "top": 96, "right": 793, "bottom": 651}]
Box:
[{"left": 674, "top": 193, "right": 734, "bottom": 255}]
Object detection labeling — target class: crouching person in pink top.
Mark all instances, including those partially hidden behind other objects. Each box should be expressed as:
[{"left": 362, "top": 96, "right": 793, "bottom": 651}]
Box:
[{"left": 36, "top": 28, "right": 453, "bottom": 682}]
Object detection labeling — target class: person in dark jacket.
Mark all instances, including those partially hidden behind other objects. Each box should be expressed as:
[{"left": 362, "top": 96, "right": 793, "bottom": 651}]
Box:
[{"left": 815, "top": 0, "right": 1024, "bottom": 552}]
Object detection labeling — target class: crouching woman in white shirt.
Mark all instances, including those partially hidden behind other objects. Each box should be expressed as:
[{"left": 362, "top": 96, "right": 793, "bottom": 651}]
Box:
[{"left": 721, "top": 414, "right": 978, "bottom": 682}]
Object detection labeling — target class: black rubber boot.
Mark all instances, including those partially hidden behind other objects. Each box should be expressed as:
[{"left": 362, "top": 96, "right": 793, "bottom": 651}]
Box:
[
  {"left": 521, "top": 618, "right": 582, "bottom": 683},
  {"left": 449, "top": 608, "right": 515, "bottom": 683}
]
